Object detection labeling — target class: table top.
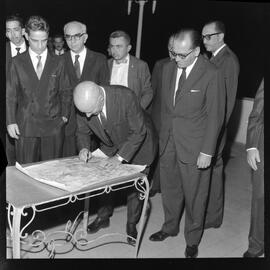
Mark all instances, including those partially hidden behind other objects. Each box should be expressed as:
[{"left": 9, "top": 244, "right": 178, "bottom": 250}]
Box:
[{"left": 6, "top": 165, "right": 144, "bottom": 209}]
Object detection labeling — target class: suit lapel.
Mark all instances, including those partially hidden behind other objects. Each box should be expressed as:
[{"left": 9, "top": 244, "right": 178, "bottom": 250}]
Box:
[
  {"left": 128, "top": 55, "right": 135, "bottom": 89},
  {"left": 175, "top": 56, "right": 205, "bottom": 105},
  {"left": 164, "top": 61, "right": 177, "bottom": 109},
  {"left": 81, "top": 49, "right": 92, "bottom": 80},
  {"left": 108, "top": 58, "right": 113, "bottom": 83},
  {"left": 211, "top": 45, "right": 227, "bottom": 66},
  {"left": 25, "top": 51, "right": 40, "bottom": 84},
  {"left": 65, "top": 51, "right": 78, "bottom": 83},
  {"left": 39, "top": 52, "right": 54, "bottom": 83}
]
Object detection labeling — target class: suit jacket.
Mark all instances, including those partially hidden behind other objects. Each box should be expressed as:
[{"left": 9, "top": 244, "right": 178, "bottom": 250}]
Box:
[
  {"left": 76, "top": 85, "right": 157, "bottom": 166},
  {"left": 210, "top": 45, "right": 240, "bottom": 124},
  {"left": 6, "top": 50, "right": 72, "bottom": 137},
  {"left": 159, "top": 55, "right": 225, "bottom": 164},
  {"left": 246, "top": 79, "right": 264, "bottom": 154},
  {"left": 108, "top": 55, "right": 153, "bottom": 110},
  {"left": 63, "top": 48, "right": 110, "bottom": 136},
  {"left": 150, "top": 57, "right": 171, "bottom": 133}
]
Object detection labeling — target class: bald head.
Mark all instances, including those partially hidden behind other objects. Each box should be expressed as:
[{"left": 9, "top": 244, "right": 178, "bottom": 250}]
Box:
[{"left": 73, "top": 81, "right": 104, "bottom": 117}]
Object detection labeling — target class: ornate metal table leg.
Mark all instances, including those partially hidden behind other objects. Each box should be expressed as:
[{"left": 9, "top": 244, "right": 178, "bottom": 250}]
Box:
[
  {"left": 12, "top": 207, "right": 24, "bottom": 258},
  {"left": 83, "top": 193, "right": 90, "bottom": 231},
  {"left": 134, "top": 176, "right": 149, "bottom": 258}
]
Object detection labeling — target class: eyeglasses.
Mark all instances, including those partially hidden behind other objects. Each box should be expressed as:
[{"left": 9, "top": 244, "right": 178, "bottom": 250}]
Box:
[
  {"left": 169, "top": 49, "right": 194, "bottom": 59},
  {"left": 64, "top": 33, "right": 85, "bottom": 41},
  {"left": 201, "top": 32, "right": 221, "bottom": 41}
]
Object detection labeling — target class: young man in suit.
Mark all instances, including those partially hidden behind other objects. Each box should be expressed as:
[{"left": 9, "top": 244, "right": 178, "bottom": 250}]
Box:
[
  {"left": 149, "top": 29, "right": 225, "bottom": 258},
  {"left": 243, "top": 79, "right": 264, "bottom": 258},
  {"left": 74, "top": 81, "right": 157, "bottom": 245},
  {"left": 62, "top": 21, "right": 110, "bottom": 157},
  {"left": 108, "top": 30, "right": 153, "bottom": 110},
  {"left": 6, "top": 15, "right": 72, "bottom": 164},
  {"left": 202, "top": 20, "right": 240, "bottom": 229},
  {"left": 5, "top": 15, "right": 28, "bottom": 166},
  {"left": 52, "top": 34, "right": 67, "bottom": 56},
  {"left": 148, "top": 34, "right": 175, "bottom": 197}
]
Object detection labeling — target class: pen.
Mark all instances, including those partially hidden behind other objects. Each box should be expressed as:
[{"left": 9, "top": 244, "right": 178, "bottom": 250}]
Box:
[{"left": 86, "top": 152, "right": 90, "bottom": 163}]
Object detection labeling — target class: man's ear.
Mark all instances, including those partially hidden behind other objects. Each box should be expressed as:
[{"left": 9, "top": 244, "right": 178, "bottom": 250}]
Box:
[
  {"left": 127, "top": 44, "right": 132, "bottom": 53},
  {"left": 24, "top": 32, "right": 29, "bottom": 41},
  {"left": 218, "top": 33, "right": 224, "bottom": 42},
  {"left": 22, "top": 28, "right": 25, "bottom": 36},
  {"left": 194, "top": 46, "right": 200, "bottom": 57},
  {"left": 83, "top": 33, "right": 88, "bottom": 44}
]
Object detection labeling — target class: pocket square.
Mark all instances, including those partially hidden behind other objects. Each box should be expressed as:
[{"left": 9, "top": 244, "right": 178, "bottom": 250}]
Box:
[
  {"left": 190, "top": 89, "right": 200, "bottom": 92},
  {"left": 51, "top": 74, "right": 57, "bottom": 77}
]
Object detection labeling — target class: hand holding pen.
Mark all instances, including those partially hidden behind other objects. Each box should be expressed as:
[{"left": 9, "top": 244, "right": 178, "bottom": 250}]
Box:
[{"left": 79, "top": 148, "right": 92, "bottom": 163}]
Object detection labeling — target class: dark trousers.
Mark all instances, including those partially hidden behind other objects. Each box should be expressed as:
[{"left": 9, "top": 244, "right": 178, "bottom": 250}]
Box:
[
  {"left": 62, "top": 134, "right": 77, "bottom": 157},
  {"left": 160, "top": 134, "right": 211, "bottom": 246},
  {"left": 15, "top": 130, "right": 64, "bottom": 164},
  {"left": 148, "top": 150, "right": 161, "bottom": 192},
  {"left": 205, "top": 153, "right": 224, "bottom": 227},
  {"left": 247, "top": 154, "right": 264, "bottom": 254},
  {"left": 6, "top": 134, "right": 16, "bottom": 166}
]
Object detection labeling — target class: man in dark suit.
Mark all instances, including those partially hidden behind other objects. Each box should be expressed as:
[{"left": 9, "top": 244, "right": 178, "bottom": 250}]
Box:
[
  {"left": 62, "top": 21, "right": 110, "bottom": 157},
  {"left": 6, "top": 15, "right": 28, "bottom": 166},
  {"left": 52, "top": 34, "right": 67, "bottom": 56},
  {"left": 108, "top": 30, "right": 153, "bottom": 110},
  {"left": 243, "top": 79, "right": 264, "bottom": 258},
  {"left": 148, "top": 34, "right": 174, "bottom": 197},
  {"left": 73, "top": 81, "right": 157, "bottom": 245},
  {"left": 149, "top": 29, "right": 225, "bottom": 258},
  {"left": 202, "top": 20, "right": 240, "bottom": 229},
  {"left": 6, "top": 15, "right": 72, "bottom": 164}
]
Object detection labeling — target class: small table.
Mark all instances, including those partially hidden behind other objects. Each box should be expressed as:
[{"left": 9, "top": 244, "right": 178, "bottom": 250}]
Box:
[{"left": 6, "top": 163, "right": 149, "bottom": 258}]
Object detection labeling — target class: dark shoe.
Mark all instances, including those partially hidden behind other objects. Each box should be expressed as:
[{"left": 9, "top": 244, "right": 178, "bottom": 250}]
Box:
[
  {"left": 149, "top": 230, "right": 175, "bottom": 241},
  {"left": 126, "top": 223, "right": 137, "bottom": 245},
  {"left": 185, "top": 245, "right": 198, "bottom": 258},
  {"left": 243, "top": 250, "right": 264, "bottom": 257},
  {"left": 87, "top": 217, "right": 110, "bottom": 234},
  {"left": 149, "top": 189, "right": 160, "bottom": 198}
]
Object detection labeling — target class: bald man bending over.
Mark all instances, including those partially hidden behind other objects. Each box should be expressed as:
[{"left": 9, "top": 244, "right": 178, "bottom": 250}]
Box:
[{"left": 74, "top": 81, "right": 157, "bottom": 245}]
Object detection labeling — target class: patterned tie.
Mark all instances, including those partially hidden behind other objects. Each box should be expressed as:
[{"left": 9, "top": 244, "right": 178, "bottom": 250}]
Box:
[
  {"left": 15, "top": 47, "right": 21, "bottom": 55},
  {"left": 36, "top": 55, "right": 43, "bottom": 79},
  {"left": 175, "top": 67, "right": 186, "bottom": 103},
  {"left": 74, "top": 54, "right": 81, "bottom": 79}
]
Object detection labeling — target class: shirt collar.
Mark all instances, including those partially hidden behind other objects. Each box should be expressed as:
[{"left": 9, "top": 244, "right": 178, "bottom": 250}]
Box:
[
  {"left": 99, "top": 86, "right": 107, "bottom": 118},
  {"left": 28, "top": 47, "right": 48, "bottom": 59},
  {"left": 213, "top": 43, "right": 226, "bottom": 57},
  {"left": 113, "top": 53, "right": 129, "bottom": 65},
  {"left": 10, "top": 40, "right": 27, "bottom": 53},
  {"left": 179, "top": 56, "right": 198, "bottom": 77},
  {"left": 70, "top": 46, "right": 86, "bottom": 59}
]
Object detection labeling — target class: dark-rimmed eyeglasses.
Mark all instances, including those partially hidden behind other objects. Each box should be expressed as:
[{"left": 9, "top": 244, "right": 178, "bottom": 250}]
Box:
[
  {"left": 202, "top": 32, "right": 221, "bottom": 41},
  {"left": 169, "top": 49, "right": 194, "bottom": 59},
  {"left": 64, "top": 33, "right": 85, "bottom": 41}
]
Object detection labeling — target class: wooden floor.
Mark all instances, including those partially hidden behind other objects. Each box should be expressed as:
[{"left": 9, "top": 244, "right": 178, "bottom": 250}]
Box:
[{"left": 6, "top": 142, "right": 261, "bottom": 258}]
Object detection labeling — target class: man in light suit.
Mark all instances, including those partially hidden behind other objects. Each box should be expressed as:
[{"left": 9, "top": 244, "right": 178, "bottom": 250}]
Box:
[
  {"left": 6, "top": 15, "right": 72, "bottom": 164},
  {"left": 6, "top": 14, "right": 28, "bottom": 166},
  {"left": 62, "top": 21, "right": 110, "bottom": 157},
  {"left": 148, "top": 34, "right": 175, "bottom": 197},
  {"left": 149, "top": 29, "right": 225, "bottom": 258},
  {"left": 202, "top": 20, "right": 240, "bottom": 229},
  {"left": 74, "top": 81, "right": 157, "bottom": 245},
  {"left": 243, "top": 79, "right": 264, "bottom": 258},
  {"left": 108, "top": 30, "right": 153, "bottom": 110}
]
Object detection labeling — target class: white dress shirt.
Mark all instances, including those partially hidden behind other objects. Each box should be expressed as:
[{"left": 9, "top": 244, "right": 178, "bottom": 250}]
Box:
[
  {"left": 10, "top": 40, "right": 27, "bottom": 57},
  {"left": 213, "top": 43, "right": 226, "bottom": 57},
  {"left": 28, "top": 47, "right": 48, "bottom": 71},
  {"left": 55, "top": 49, "right": 65, "bottom": 55},
  {"left": 110, "top": 54, "right": 130, "bottom": 87},
  {"left": 70, "top": 46, "right": 87, "bottom": 74}
]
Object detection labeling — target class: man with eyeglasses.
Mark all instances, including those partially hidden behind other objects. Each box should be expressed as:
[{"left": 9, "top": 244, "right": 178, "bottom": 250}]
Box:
[
  {"left": 202, "top": 21, "right": 240, "bottom": 230},
  {"left": 149, "top": 29, "right": 225, "bottom": 258},
  {"left": 62, "top": 21, "right": 109, "bottom": 158},
  {"left": 5, "top": 14, "right": 28, "bottom": 166},
  {"left": 6, "top": 15, "right": 72, "bottom": 164},
  {"left": 148, "top": 33, "right": 175, "bottom": 198}
]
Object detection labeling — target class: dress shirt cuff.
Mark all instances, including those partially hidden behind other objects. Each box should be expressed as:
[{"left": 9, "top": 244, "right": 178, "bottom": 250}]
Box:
[
  {"left": 246, "top": 148, "right": 257, "bottom": 151},
  {"left": 116, "top": 154, "right": 127, "bottom": 162},
  {"left": 200, "top": 152, "right": 212, "bottom": 157}
]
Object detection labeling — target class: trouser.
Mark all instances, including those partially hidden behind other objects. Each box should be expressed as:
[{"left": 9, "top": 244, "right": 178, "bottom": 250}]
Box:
[
  {"left": 247, "top": 154, "right": 264, "bottom": 254},
  {"left": 15, "top": 131, "right": 64, "bottom": 164},
  {"left": 160, "top": 134, "right": 211, "bottom": 246},
  {"left": 148, "top": 150, "right": 161, "bottom": 192},
  {"left": 62, "top": 134, "right": 77, "bottom": 157},
  {"left": 205, "top": 153, "right": 224, "bottom": 227},
  {"left": 6, "top": 133, "right": 16, "bottom": 166}
]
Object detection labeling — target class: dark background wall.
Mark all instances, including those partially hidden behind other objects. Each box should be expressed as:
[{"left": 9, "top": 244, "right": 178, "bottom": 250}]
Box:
[{"left": 6, "top": 0, "right": 267, "bottom": 98}]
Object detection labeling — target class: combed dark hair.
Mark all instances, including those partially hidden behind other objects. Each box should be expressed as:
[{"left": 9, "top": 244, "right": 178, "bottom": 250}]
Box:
[
  {"left": 53, "top": 33, "right": 64, "bottom": 40},
  {"left": 205, "top": 20, "right": 226, "bottom": 35},
  {"left": 6, "top": 14, "right": 24, "bottom": 27},
  {"left": 174, "top": 28, "right": 201, "bottom": 49},
  {"left": 25, "top": 15, "right": 49, "bottom": 34},
  {"left": 109, "top": 30, "right": 131, "bottom": 45}
]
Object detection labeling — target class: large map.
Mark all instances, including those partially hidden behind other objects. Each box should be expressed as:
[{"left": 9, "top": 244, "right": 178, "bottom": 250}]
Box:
[{"left": 15, "top": 149, "right": 146, "bottom": 192}]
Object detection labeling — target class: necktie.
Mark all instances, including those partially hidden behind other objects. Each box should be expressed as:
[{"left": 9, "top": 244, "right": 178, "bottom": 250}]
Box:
[
  {"left": 99, "top": 111, "right": 107, "bottom": 126},
  {"left": 36, "top": 55, "right": 43, "bottom": 79},
  {"left": 74, "top": 54, "right": 81, "bottom": 79},
  {"left": 175, "top": 67, "right": 186, "bottom": 102},
  {"left": 15, "top": 47, "right": 21, "bottom": 55}
]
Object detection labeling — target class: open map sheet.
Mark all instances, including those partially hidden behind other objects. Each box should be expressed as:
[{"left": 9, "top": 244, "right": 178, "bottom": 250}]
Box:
[{"left": 15, "top": 149, "right": 146, "bottom": 192}]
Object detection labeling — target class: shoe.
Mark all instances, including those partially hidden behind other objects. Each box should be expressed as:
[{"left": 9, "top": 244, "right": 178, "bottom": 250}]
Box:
[
  {"left": 243, "top": 250, "right": 264, "bottom": 257},
  {"left": 149, "top": 230, "right": 176, "bottom": 241},
  {"left": 87, "top": 217, "right": 110, "bottom": 234},
  {"left": 185, "top": 245, "right": 198, "bottom": 258},
  {"left": 126, "top": 223, "right": 137, "bottom": 245},
  {"left": 149, "top": 189, "right": 160, "bottom": 198}
]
